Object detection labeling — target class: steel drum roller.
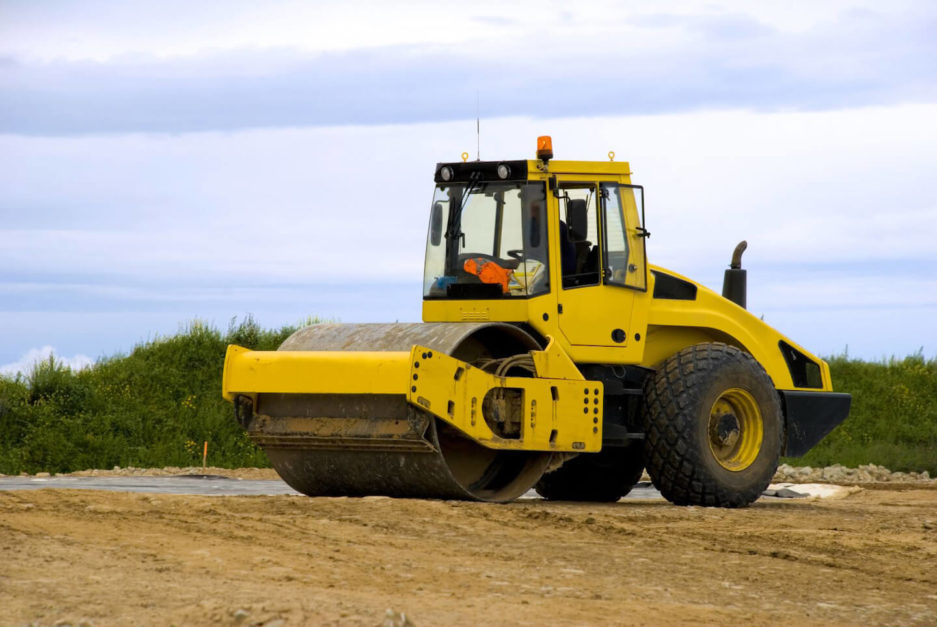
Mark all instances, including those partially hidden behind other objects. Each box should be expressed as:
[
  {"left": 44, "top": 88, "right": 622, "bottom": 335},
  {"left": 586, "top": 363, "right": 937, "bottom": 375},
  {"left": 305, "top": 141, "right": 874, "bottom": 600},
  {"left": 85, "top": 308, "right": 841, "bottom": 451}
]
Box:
[{"left": 249, "top": 323, "right": 553, "bottom": 502}]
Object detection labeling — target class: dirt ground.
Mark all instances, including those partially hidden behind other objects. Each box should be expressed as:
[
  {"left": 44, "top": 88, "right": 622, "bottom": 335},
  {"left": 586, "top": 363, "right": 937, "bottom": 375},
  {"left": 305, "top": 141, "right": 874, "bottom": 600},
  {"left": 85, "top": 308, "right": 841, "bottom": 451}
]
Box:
[{"left": 2, "top": 482, "right": 936, "bottom": 626}]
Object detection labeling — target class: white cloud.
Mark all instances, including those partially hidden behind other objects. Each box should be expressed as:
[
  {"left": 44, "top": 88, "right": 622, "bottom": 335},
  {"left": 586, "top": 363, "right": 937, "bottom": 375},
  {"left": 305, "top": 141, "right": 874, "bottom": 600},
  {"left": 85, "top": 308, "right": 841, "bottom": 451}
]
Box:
[
  {"left": 2, "top": 104, "right": 935, "bottom": 285},
  {"left": 0, "top": 1, "right": 921, "bottom": 62},
  {"left": 2, "top": 2, "right": 935, "bottom": 135},
  {"left": 0, "top": 0, "right": 935, "bottom": 368},
  {"left": 0, "top": 104, "right": 935, "bottom": 363},
  {"left": 0, "top": 346, "right": 94, "bottom": 378}
]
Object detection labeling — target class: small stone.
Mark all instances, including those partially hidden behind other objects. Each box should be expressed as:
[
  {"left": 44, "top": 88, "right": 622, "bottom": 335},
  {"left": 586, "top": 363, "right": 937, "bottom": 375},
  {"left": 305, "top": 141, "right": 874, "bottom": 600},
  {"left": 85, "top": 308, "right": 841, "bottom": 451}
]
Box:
[
  {"left": 232, "top": 609, "right": 249, "bottom": 623},
  {"left": 820, "top": 466, "right": 843, "bottom": 482},
  {"left": 263, "top": 620, "right": 286, "bottom": 627},
  {"left": 765, "top": 487, "right": 807, "bottom": 499},
  {"left": 382, "top": 608, "right": 414, "bottom": 626},
  {"left": 35, "top": 472, "right": 50, "bottom": 478}
]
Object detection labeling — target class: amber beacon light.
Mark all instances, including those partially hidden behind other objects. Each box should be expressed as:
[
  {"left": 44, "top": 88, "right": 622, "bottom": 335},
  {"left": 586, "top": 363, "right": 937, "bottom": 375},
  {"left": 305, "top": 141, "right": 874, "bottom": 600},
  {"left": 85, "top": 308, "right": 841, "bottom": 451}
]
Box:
[{"left": 536, "top": 135, "right": 553, "bottom": 161}]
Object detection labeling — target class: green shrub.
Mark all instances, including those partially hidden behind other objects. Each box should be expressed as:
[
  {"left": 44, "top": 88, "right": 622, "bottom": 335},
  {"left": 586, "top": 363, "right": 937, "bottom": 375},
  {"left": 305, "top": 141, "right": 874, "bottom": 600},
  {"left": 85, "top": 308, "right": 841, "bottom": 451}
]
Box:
[{"left": 0, "top": 316, "right": 313, "bottom": 474}]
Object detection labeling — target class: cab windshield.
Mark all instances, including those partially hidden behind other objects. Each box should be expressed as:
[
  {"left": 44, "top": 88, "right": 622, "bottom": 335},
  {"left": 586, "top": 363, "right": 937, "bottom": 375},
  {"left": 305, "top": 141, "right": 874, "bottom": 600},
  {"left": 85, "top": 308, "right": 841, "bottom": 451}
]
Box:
[{"left": 424, "top": 182, "right": 549, "bottom": 299}]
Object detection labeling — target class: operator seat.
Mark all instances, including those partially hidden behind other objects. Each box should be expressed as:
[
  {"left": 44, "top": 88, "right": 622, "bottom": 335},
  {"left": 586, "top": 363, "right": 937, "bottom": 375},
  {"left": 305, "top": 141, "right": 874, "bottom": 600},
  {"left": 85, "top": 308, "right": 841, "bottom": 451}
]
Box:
[{"left": 566, "top": 199, "right": 593, "bottom": 273}]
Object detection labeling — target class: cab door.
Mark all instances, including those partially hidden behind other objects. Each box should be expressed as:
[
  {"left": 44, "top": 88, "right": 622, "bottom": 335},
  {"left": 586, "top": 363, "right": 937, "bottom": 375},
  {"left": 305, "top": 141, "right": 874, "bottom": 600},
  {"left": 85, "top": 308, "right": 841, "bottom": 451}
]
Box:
[{"left": 555, "top": 180, "right": 647, "bottom": 347}]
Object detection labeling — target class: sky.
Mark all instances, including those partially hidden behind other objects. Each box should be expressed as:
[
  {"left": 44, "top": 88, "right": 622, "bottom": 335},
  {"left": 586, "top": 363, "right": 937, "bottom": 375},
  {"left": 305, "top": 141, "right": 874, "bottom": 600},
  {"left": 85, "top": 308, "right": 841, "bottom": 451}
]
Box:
[{"left": 1, "top": 0, "right": 936, "bottom": 375}]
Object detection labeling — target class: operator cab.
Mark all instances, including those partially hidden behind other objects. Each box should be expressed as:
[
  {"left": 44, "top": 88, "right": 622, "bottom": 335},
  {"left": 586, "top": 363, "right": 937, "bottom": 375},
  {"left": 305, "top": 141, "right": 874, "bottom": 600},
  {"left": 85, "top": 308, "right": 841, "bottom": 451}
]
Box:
[{"left": 423, "top": 147, "right": 648, "bottom": 304}]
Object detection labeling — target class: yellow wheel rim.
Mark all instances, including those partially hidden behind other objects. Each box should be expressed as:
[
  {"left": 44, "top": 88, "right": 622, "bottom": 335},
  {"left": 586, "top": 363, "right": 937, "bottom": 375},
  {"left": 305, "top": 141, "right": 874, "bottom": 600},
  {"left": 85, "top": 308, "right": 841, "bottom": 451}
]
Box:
[{"left": 707, "top": 388, "right": 763, "bottom": 471}]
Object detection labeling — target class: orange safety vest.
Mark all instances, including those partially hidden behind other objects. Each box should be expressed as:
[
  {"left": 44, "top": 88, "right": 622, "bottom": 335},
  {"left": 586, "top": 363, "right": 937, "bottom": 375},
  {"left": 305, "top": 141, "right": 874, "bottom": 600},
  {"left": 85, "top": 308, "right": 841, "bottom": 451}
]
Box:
[{"left": 463, "top": 258, "right": 513, "bottom": 293}]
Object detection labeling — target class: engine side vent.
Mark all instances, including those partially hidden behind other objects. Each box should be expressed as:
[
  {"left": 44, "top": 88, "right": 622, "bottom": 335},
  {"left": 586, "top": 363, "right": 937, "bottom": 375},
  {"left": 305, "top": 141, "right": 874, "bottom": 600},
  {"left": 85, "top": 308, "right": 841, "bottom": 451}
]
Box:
[
  {"left": 651, "top": 270, "right": 697, "bottom": 301},
  {"left": 779, "top": 341, "right": 823, "bottom": 389}
]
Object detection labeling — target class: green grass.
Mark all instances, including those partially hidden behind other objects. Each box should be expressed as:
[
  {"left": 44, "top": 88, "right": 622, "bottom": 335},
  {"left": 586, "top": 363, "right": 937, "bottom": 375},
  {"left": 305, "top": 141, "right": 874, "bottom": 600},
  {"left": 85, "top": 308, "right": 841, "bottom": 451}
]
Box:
[{"left": 1, "top": 321, "right": 935, "bottom": 475}]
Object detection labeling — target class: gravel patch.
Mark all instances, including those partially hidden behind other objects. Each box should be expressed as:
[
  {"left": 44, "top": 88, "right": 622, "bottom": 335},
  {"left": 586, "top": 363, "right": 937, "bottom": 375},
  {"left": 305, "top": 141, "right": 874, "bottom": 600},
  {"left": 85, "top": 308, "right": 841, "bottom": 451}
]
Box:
[
  {"left": 3, "top": 463, "right": 933, "bottom": 485},
  {"left": 773, "top": 463, "right": 933, "bottom": 484}
]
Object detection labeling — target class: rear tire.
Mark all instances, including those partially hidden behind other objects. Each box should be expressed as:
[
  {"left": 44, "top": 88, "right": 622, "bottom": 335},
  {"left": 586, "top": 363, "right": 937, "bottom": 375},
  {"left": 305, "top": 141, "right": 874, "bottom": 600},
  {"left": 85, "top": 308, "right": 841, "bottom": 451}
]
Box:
[
  {"left": 643, "top": 343, "right": 782, "bottom": 508},
  {"left": 534, "top": 445, "right": 644, "bottom": 502}
]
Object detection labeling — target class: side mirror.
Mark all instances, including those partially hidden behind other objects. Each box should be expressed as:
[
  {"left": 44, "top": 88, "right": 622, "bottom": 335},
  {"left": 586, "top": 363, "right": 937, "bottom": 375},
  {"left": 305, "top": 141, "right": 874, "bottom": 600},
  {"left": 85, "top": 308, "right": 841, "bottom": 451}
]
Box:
[{"left": 430, "top": 202, "right": 444, "bottom": 246}]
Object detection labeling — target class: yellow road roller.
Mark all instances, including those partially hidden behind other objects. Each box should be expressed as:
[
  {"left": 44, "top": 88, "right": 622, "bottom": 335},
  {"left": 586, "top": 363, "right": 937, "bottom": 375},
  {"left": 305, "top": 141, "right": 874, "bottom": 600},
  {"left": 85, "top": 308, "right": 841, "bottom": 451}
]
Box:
[{"left": 222, "top": 136, "right": 850, "bottom": 507}]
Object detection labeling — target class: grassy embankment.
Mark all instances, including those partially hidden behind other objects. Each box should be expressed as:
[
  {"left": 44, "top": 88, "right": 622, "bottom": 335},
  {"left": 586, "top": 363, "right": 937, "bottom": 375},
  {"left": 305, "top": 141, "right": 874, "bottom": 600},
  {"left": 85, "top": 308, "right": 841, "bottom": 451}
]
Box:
[
  {"left": 0, "top": 318, "right": 295, "bottom": 474},
  {"left": 1, "top": 320, "right": 935, "bottom": 475}
]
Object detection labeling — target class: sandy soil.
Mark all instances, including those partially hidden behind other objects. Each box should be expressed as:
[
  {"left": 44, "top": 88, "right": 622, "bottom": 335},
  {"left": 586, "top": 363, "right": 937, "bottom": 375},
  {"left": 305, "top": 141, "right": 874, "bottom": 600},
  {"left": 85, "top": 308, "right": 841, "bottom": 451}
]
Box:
[{"left": 2, "top": 484, "right": 936, "bottom": 626}]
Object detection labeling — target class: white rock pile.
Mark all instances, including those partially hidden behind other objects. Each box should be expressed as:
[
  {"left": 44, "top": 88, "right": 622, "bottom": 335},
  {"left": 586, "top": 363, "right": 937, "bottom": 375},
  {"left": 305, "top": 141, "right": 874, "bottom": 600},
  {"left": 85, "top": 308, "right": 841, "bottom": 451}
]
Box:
[{"left": 774, "top": 463, "right": 933, "bottom": 484}]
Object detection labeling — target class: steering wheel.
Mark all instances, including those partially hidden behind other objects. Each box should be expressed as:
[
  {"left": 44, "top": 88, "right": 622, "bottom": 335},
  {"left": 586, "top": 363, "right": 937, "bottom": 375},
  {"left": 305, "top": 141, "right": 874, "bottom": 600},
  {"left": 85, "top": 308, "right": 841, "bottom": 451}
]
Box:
[{"left": 506, "top": 249, "right": 526, "bottom": 261}]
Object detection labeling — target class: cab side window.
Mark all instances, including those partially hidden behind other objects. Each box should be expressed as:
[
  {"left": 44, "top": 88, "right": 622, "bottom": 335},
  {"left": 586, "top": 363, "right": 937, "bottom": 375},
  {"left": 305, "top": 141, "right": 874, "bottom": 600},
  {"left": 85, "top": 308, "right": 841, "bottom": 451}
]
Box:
[
  {"left": 558, "top": 185, "right": 600, "bottom": 288},
  {"left": 600, "top": 184, "right": 629, "bottom": 286},
  {"left": 601, "top": 182, "right": 647, "bottom": 290}
]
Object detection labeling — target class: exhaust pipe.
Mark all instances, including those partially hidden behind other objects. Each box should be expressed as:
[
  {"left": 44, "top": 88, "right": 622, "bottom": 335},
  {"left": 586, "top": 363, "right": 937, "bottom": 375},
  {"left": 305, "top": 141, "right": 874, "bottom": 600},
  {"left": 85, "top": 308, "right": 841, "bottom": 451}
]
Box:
[{"left": 722, "top": 241, "right": 748, "bottom": 309}]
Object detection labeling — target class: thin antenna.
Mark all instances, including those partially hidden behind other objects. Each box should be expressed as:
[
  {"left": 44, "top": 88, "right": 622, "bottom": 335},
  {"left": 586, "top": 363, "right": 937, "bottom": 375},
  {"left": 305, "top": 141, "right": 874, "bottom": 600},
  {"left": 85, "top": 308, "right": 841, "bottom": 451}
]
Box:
[{"left": 476, "top": 90, "right": 480, "bottom": 161}]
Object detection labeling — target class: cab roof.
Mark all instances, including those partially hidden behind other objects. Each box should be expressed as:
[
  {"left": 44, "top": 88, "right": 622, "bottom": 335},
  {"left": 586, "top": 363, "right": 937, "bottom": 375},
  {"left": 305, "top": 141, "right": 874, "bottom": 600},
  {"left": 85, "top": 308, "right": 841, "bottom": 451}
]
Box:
[{"left": 434, "top": 159, "right": 633, "bottom": 184}]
